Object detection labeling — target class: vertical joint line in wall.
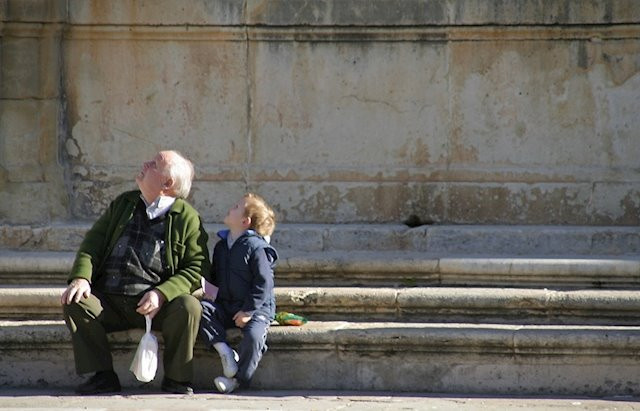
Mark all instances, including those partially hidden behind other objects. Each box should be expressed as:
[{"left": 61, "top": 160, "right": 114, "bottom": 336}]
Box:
[
  {"left": 587, "top": 181, "right": 596, "bottom": 216},
  {"left": 243, "top": 4, "right": 252, "bottom": 193},
  {"left": 444, "top": 36, "right": 452, "bottom": 222},
  {"left": 57, "top": 16, "right": 73, "bottom": 218}
]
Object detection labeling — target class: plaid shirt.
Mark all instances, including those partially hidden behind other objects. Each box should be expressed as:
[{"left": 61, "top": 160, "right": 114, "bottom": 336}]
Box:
[{"left": 96, "top": 202, "right": 167, "bottom": 296}]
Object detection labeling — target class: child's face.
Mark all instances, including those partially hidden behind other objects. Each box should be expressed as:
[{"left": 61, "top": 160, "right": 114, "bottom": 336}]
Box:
[{"left": 224, "top": 198, "right": 248, "bottom": 231}]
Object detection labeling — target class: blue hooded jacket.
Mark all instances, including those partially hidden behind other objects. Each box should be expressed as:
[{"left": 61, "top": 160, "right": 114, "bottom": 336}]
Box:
[{"left": 208, "top": 229, "right": 278, "bottom": 319}]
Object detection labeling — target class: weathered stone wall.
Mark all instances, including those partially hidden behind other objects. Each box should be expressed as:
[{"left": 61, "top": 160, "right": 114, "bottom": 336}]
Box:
[{"left": 1, "top": 0, "right": 639, "bottom": 225}]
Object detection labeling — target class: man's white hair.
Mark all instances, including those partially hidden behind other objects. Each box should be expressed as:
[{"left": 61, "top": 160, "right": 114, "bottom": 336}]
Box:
[{"left": 164, "top": 150, "right": 194, "bottom": 199}]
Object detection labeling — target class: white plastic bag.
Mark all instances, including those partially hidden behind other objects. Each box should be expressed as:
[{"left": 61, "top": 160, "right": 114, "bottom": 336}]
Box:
[{"left": 129, "top": 314, "right": 158, "bottom": 382}]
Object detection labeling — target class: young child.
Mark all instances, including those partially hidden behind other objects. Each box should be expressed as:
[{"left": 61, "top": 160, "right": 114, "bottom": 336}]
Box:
[{"left": 199, "top": 193, "right": 278, "bottom": 393}]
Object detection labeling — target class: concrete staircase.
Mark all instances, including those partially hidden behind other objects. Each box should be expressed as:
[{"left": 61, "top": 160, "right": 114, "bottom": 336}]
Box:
[{"left": 1, "top": 223, "right": 640, "bottom": 395}]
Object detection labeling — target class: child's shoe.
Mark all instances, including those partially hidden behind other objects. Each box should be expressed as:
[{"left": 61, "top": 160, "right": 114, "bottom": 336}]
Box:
[
  {"left": 214, "top": 376, "right": 239, "bottom": 394},
  {"left": 219, "top": 348, "right": 239, "bottom": 378},
  {"left": 214, "top": 342, "right": 239, "bottom": 378}
]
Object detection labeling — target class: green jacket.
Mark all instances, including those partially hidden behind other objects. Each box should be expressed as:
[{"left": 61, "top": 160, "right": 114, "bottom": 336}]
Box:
[{"left": 68, "top": 190, "right": 211, "bottom": 301}]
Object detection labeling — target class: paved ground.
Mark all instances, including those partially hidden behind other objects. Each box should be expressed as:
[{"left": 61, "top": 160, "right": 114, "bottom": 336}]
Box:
[{"left": 0, "top": 389, "right": 638, "bottom": 411}]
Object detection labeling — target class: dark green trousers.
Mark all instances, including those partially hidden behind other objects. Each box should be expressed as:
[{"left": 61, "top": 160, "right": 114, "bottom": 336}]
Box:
[{"left": 62, "top": 291, "right": 202, "bottom": 383}]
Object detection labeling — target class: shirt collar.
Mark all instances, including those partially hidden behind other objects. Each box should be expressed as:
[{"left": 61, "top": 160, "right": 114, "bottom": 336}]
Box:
[{"left": 141, "top": 194, "right": 176, "bottom": 220}]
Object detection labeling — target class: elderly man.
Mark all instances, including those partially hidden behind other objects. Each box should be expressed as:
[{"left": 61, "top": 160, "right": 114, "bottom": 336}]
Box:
[{"left": 61, "top": 150, "right": 210, "bottom": 395}]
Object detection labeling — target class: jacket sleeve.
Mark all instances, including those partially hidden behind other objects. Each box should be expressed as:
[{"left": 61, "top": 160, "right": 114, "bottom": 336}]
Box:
[
  {"left": 67, "top": 197, "right": 118, "bottom": 284},
  {"left": 241, "top": 247, "right": 277, "bottom": 315},
  {"left": 156, "top": 213, "right": 211, "bottom": 301},
  {"left": 208, "top": 242, "right": 220, "bottom": 286}
]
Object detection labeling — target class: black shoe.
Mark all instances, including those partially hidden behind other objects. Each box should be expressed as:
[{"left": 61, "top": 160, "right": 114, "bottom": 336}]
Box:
[
  {"left": 75, "top": 370, "right": 121, "bottom": 395},
  {"left": 161, "top": 377, "right": 193, "bottom": 395}
]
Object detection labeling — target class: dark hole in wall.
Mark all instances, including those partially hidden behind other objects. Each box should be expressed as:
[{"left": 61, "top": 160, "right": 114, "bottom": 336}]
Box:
[{"left": 403, "top": 214, "right": 434, "bottom": 228}]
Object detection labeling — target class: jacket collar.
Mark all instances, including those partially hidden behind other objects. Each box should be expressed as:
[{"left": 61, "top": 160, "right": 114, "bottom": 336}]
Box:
[
  {"left": 125, "top": 190, "right": 184, "bottom": 215},
  {"left": 217, "top": 229, "right": 258, "bottom": 241}
]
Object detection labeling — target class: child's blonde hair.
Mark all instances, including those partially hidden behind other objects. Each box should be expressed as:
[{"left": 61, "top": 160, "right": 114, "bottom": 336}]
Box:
[{"left": 243, "top": 193, "right": 276, "bottom": 237}]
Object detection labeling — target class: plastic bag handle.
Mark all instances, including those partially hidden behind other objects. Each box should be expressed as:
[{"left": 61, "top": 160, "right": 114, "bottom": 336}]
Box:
[{"left": 145, "top": 314, "right": 152, "bottom": 333}]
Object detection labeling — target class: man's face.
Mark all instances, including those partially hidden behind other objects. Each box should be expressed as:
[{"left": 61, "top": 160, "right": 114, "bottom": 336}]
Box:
[{"left": 136, "top": 152, "right": 171, "bottom": 200}]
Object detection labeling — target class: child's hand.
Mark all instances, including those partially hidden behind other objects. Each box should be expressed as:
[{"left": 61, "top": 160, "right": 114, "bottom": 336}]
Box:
[{"left": 233, "top": 311, "right": 252, "bottom": 328}]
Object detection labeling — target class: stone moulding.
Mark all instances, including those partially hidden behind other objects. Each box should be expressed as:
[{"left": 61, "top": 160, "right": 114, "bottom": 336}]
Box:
[
  {"left": 4, "top": 22, "right": 640, "bottom": 42},
  {"left": 60, "top": 25, "right": 640, "bottom": 43},
  {"left": 3, "top": 320, "right": 640, "bottom": 358}
]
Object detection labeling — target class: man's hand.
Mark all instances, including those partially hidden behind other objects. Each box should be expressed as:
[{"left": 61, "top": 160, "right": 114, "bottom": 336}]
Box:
[
  {"left": 233, "top": 311, "right": 252, "bottom": 328},
  {"left": 136, "top": 289, "right": 166, "bottom": 319},
  {"left": 61, "top": 278, "right": 91, "bottom": 305}
]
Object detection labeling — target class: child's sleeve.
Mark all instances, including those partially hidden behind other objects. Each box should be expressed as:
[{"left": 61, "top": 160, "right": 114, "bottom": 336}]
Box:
[{"left": 241, "top": 246, "right": 277, "bottom": 315}]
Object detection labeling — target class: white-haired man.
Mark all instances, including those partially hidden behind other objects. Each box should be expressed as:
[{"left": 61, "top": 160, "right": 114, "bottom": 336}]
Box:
[{"left": 61, "top": 150, "right": 210, "bottom": 395}]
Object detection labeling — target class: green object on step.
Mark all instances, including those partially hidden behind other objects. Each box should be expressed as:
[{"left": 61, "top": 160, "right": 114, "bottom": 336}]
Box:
[{"left": 275, "top": 311, "right": 308, "bottom": 326}]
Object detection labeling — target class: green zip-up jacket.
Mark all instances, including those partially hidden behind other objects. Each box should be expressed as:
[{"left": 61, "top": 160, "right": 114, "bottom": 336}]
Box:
[{"left": 68, "top": 190, "right": 211, "bottom": 301}]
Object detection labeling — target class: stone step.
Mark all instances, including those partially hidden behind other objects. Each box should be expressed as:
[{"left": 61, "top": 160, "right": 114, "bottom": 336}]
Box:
[
  {"left": 4, "top": 285, "right": 640, "bottom": 325},
  {"left": 3, "top": 249, "right": 640, "bottom": 288},
  {"left": 277, "top": 286, "right": 640, "bottom": 325},
  {"left": 1, "top": 320, "right": 639, "bottom": 396},
  {"left": 2, "top": 223, "right": 640, "bottom": 255}
]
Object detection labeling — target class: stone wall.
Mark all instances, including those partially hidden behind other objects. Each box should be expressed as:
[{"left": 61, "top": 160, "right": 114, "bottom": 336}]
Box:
[{"left": 1, "top": 0, "right": 639, "bottom": 224}]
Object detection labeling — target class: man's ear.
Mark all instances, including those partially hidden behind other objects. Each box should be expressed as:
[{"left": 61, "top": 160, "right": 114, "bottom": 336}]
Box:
[
  {"left": 242, "top": 216, "right": 252, "bottom": 229},
  {"left": 161, "top": 178, "right": 174, "bottom": 195}
]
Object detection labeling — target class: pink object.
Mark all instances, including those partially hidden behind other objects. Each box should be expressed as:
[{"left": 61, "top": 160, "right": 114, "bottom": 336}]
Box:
[{"left": 201, "top": 277, "right": 219, "bottom": 301}]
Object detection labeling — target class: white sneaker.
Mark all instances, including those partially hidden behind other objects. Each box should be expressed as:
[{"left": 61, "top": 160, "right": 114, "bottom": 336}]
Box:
[
  {"left": 214, "top": 376, "right": 239, "bottom": 394},
  {"left": 219, "top": 349, "right": 239, "bottom": 378}
]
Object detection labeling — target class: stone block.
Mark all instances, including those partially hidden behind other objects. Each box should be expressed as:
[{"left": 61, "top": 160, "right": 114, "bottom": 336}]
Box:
[
  {"left": 63, "top": 37, "right": 248, "bottom": 179},
  {"left": 0, "top": 182, "right": 68, "bottom": 224},
  {"left": 450, "top": 41, "right": 593, "bottom": 169},
  {"left": 591, "top": 229, "right": 640, "bottom": 255},
  {"left": 44, "top": 224, "right": 91, "bottom": 252},
  {"left": 448, "top": 38, "right": 640, "bottom": 175},
  {"left": 1, "top": 27, "right": 61, "bottom": 99},
  {"left": 444, "top": 183, "right": 595, "bottom": 225},
  {"left": 323, "top": 224, "right": 408, "bottom": 251},
  {"left": 246, "top": 0, "right": 640, "bottom": 27},
  {"left": 590, "top": 182, "right": 640, "bottom": 225},
  {"left": 269, "top": 224, "right": 325, "bottom": 252},
  {"left": 68, "top": 0, "right": 244, "bottom": 25},
  {"left": 0, "top": 99, "right": 59, "bottom": 182},
  {"left": 188, "top": 181, "right": 250, "bottom": 224},
  {"left": 416, "top": 225, "right": 597, "bottom": 255},
  {"left": 4, "top": 0, "right": 66, "bottom": 23},
  {"left": 247, "top": 0, "right": 449, "bottom": 26},
  {"left": 250, "top": 41, "right": 449, "bottom": 172},
  {"left": 245, "top": 181, "right": 440, "bottom": 223},
  {"left": 1, "top": 37, "right": 41, "bottom": 98},
  {"left": 452, "top": 0, "right": 640, "bottom": 25}
]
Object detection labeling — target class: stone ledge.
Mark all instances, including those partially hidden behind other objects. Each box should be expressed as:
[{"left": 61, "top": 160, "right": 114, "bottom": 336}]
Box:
[
  {"left": 277, "top": 286, "right": 640, "bottom": 325},
  {"left": 3, "top": 249, "right": 640, "bottom": 288},
  {"left": 2, "top": 320, "right": 640, "bottom": 395},
  {"left": 4, "top": 286, "right": 640, "bottom": 325}
]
